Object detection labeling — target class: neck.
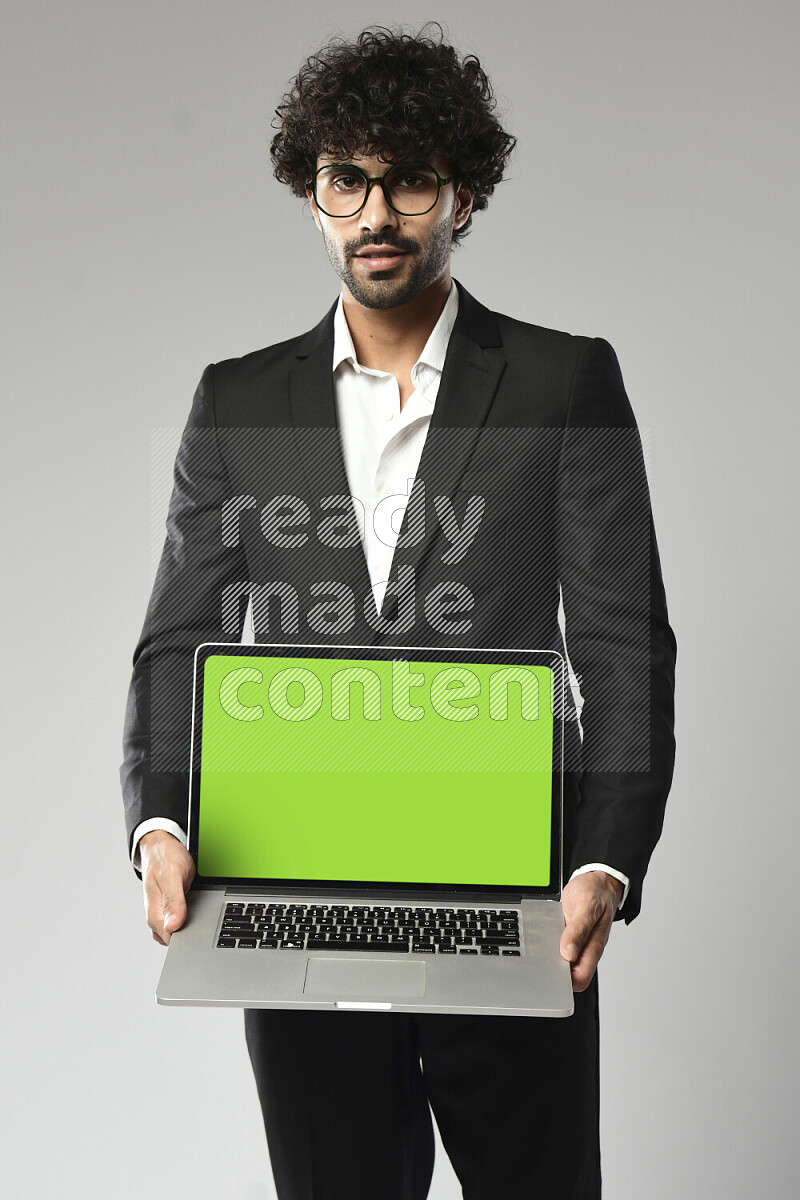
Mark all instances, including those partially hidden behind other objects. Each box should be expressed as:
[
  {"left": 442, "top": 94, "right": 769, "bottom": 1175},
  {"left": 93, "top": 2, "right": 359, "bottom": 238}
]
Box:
[{"left": 340, "top": 271, "right": 453, "bottom": 371}]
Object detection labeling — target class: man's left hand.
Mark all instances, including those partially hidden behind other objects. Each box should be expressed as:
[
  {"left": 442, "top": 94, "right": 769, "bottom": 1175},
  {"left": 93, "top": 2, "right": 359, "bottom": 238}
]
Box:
[{"left": 560, "top": 871, "right": 625, "bottom": 992}]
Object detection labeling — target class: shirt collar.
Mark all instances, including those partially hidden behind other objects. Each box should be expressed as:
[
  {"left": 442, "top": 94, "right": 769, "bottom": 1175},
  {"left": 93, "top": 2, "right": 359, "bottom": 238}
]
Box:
[{"left": 332, "top": 279, "right": 459, "bottom": 377}]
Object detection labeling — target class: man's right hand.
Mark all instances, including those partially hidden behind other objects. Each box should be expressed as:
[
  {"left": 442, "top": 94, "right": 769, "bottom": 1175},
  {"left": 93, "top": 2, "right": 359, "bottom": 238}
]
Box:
[{"left": 140, "top": 830, "right": 196, "bottom": 945}]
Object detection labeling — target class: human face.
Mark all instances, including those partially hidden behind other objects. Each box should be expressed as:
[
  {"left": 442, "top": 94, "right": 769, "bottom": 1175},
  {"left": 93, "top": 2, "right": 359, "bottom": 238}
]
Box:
[{"left": 307, "top": 151, "right": 473, "bottom": 310}]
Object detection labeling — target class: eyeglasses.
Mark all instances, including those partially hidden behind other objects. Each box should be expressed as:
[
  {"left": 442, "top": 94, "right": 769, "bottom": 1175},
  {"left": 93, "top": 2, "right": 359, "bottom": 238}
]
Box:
[{"left": 305, "top": 161, "right": 453, "bottom": 218}]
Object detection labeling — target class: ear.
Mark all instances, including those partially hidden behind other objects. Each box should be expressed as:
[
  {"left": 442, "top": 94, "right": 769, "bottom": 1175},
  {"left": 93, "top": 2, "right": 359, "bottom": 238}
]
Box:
[
  {"left": 453, "top": 181, "right": 474, "bottom": 232},
  {"left": 307, "top": 189, "right": 323, "bottom": 232}
]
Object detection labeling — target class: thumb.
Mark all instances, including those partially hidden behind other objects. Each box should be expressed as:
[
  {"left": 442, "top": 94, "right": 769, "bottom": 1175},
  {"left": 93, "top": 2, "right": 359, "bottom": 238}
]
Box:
[
  {"left": 161, "top": 885, "right": 188, "bottom": 935},
  {"left": 560, "top": 913, "right": 591, "bottom": 962}
]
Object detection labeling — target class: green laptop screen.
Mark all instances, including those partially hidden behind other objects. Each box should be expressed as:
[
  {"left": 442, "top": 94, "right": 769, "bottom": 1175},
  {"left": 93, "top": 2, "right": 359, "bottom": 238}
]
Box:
[{"left": 196, "top": 653, "right": 555, "bottom": 886}]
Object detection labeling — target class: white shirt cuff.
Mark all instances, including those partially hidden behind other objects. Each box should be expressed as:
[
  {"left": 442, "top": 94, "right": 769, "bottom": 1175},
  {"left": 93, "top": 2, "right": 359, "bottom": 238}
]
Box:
[
  {"left": 131, "top": 818, "right": 188, "bottom": 870},
  {"left": 568, "top": 863, "right": 630, "bottom": 911}
]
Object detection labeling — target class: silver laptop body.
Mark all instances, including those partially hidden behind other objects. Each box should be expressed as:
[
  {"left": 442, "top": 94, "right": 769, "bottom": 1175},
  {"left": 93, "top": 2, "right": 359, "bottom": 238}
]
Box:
[{"left": 156, "top": 642, "right": 574, "bottom": 1018}]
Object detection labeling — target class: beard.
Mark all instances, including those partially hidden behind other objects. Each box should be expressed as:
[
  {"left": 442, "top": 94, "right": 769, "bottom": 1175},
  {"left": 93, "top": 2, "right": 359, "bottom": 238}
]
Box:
[{"left": 320, "top": 219, "right": 453, "bottom": 310}]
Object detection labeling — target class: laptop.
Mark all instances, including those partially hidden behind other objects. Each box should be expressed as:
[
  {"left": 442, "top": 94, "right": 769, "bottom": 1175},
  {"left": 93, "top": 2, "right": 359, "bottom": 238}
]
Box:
[{"left": 155, "top": 641, "right": 574, "bottom": 1017}]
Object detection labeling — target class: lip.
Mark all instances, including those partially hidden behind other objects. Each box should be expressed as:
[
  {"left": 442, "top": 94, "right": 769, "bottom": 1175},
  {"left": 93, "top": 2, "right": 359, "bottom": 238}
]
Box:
[{"left": 354, "top": 249, "right": 408, "bottom": 270}]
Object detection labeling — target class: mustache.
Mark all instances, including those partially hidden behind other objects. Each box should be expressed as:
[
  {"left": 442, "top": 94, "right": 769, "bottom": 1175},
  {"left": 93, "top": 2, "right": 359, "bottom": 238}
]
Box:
[{"left": 348, "top": 236, "right": 417, "bottom": 256}]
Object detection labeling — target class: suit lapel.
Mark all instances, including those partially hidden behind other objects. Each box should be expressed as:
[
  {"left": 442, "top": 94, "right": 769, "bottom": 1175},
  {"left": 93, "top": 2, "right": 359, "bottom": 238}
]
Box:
[
  {"left": 287, "top": 279, "right": 507, "bottom": 631},
  {"left": 287, "top": 296, "right": 343, "bottom": 493},
  {"left": 381, "top": 283, "right": 506, "bottom": 622}
]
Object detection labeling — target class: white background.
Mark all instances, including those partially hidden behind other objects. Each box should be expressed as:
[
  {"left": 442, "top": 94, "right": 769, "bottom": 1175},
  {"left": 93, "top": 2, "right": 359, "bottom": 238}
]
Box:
[{"left": 1, "top": 2, "right": 797, "bottom": 1196}]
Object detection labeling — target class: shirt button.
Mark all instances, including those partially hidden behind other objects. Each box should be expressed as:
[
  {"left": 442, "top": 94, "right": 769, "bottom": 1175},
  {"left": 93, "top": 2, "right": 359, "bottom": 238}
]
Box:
[{"left": 382, "top": 485, "right": 392, "bottom": 498}]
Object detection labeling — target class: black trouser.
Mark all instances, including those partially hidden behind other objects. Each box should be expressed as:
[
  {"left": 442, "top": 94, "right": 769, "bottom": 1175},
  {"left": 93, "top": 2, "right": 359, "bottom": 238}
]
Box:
[{"left": 244, "top": 973, "right": 600, "bottom": 1199}]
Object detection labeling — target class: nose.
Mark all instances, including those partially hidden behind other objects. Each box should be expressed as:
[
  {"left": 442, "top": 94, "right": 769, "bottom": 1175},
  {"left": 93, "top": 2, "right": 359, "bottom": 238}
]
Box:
[{"left": 358, "top": 179, "right": 400, "bottom": 236}]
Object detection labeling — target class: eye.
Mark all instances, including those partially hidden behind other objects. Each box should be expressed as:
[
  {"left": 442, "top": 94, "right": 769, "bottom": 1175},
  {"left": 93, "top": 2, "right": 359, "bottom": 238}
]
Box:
[
  {"left": 393, "top": 172, "right": 427, "bottom": 190},
  {"left": 330, "top": 173, "right": 363, "bottom": 191}
]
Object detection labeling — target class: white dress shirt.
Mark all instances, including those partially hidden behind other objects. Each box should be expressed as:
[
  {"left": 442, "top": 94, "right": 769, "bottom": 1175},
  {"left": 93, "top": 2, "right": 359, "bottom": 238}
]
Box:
[{"left": 132, "top": 280, "right": 629, "bottom": 910}]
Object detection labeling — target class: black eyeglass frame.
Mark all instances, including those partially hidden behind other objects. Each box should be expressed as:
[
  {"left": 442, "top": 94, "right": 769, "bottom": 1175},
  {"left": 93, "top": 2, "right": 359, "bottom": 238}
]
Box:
[{"left": 305, "top": 161, "right": 454, "bottom": 218}]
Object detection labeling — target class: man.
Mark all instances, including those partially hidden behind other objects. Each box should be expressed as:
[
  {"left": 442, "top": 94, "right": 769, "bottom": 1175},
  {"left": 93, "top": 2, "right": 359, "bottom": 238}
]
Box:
[{"left": 122, "top": 23, "right": 676, "bottom": 1199}]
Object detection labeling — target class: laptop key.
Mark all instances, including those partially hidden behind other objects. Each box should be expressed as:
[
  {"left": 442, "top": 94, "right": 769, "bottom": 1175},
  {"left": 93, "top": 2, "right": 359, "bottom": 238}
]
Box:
[
  {"left": 306, "top": 939, "right": 408, "bottom": 952},
  {"left": 217, "top": 938, "right": 237, "bottom": 948}
]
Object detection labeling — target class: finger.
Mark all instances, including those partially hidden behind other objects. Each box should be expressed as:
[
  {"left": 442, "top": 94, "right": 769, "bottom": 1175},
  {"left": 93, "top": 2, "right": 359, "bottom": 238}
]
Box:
[
  {"left": 560, "top": 902, "right": 600, "bottom": 961},
  {"left": 143, "top": 869, "right": 188, "bottom": 944},
  {"left": 160, "top": 879, "right": 188, "bottom": 936},
  {"left": 570, "top": 923, "right": 612, "bottom": 992},
  {"left": 570, "top": 950, "right": 600, "bottom": 992},
  {"left": 143, "top": 874, "right": 165, "bottom": 939}
]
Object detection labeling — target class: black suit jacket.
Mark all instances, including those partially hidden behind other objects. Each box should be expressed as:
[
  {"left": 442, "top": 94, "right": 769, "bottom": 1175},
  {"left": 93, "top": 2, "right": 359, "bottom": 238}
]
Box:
[{"left": 121, "top": 279, "right": 676, "bottom": 922}]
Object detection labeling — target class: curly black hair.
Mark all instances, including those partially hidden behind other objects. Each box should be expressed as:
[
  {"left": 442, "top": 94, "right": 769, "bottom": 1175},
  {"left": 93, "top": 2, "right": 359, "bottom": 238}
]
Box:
[{"left": 270, "top": 22, "right": 516, "bottom": 245}]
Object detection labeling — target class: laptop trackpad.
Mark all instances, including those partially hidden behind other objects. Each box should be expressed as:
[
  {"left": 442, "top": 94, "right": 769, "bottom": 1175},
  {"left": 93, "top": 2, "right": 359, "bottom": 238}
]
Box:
[{"left": 304, "top": 958, "right": 426, "bottom": 999}]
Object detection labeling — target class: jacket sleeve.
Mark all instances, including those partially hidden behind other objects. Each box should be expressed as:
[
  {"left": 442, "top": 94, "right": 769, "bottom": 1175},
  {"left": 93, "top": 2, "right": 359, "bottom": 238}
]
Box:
[
  {"left": 556, "top": 337, "right": 677, "bottom": 923},
  {"left": 119, "top": 364, "right": 249, "bottom": 867}
]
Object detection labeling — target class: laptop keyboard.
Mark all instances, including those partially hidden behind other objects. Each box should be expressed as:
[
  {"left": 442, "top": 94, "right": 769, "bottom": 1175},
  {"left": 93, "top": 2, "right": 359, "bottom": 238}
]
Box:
[{"left": 216, "top": 902, "right": 522, "bottom": 955}]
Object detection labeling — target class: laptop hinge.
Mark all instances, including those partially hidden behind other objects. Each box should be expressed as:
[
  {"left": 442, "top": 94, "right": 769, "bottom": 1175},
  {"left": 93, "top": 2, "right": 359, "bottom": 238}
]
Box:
[{"left": 221, "top": 885, "right": 527, "bottom": 905}]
